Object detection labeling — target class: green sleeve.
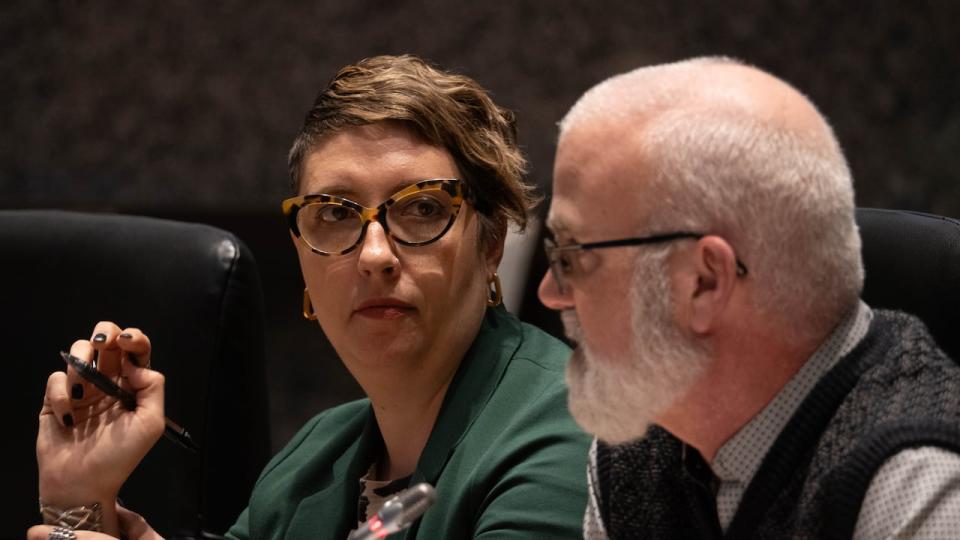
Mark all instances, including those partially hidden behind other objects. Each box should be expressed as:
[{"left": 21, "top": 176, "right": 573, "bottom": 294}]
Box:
[
  {"left": 472, "top": 374, "right": 589, "bottom": 538},
  {"left": 221, "top": 407, "right": 346, "bottom": 539},
  {"left": 224, "top": 507, "right": 250, "bottom": 540},
  {"left": 473, "top": 438, "right": 588, "bottom": 538}
]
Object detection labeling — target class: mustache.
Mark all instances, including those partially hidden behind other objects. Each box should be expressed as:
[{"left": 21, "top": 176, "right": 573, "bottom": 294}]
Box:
[{"left": 561, "top": 310, "right": 583, "bottom": 344}]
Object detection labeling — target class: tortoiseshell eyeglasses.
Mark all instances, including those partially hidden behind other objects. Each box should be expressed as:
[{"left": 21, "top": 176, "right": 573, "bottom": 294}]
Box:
[{"left": 282, "top": 178, "right": 465, "bottom": 256}]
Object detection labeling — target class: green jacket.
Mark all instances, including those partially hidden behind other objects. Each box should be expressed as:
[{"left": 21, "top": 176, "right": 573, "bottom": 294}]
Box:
[{"left": 226, "top": 307, "right": 590, "bottom": 539}]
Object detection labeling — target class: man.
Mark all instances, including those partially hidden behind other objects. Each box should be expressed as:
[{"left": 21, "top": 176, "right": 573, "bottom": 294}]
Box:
[{"left": 538, "top": 57, "right": 960, "bottom": 538}]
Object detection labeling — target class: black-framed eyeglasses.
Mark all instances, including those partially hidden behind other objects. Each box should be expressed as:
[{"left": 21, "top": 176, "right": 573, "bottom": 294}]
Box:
[
  {"left": 281, "top": 178, "right": 465, "bottom": 256},
  {"left": 543, "top": 232, "right": 749, "bottom": 294}
]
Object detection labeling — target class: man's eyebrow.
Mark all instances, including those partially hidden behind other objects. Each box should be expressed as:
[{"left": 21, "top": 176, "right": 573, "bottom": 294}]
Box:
[{"left": 545, "top": 216, "right": 569, "bottom": 235}]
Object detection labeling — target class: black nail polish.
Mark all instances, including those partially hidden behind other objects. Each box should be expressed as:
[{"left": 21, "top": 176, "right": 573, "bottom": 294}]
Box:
[
  {"left": 93, "top": 333, "right": 107, "bottom": 343},
  {"left": 119, "top": 333, "right": 133, "bottom": 339},
  {"left": 71, "top": 384, "right": 84, "bottom": 400},
  {"left": 63, "top": 414, "right": 74, "bottom": 427},
  {"left": 91, "top": 348, "right": 99, "bottom": 369}
]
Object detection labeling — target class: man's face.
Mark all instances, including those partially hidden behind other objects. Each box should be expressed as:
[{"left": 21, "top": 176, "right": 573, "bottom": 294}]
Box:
[
  {"left": 540, "top": 121, "right": 646, "bottom": 364},
  {"left": 562, "top": 246, "right": 711, "bottom": 443},
  {"left": 539, "top": 120, "right": 710, "bottom": 443}
]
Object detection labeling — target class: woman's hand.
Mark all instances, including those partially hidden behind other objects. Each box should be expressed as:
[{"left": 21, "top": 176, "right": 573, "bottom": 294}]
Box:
[
  {"left": 37, "top": 322, "right": 166, "bottom": 536},
  {"left": 27, "top": 503, "right": 165, "bottom": 540}
]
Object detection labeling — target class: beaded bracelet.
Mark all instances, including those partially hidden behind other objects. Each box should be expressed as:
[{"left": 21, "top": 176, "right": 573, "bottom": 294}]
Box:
[{"left": 39, "top": 500, "right": 103, "bottom": 531}]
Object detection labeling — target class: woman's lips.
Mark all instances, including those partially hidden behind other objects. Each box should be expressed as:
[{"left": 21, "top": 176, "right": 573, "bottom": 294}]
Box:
[{"left": 354, "top": 298, "right": 415, "bottom": 320}]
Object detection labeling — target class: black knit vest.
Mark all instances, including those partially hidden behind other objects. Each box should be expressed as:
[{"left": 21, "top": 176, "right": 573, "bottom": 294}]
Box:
[{"left": 596, "top": 310, "right": 960, "bottom": 540}]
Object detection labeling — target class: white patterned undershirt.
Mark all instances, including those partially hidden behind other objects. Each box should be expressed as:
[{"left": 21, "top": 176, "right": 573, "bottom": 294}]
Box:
[{"left": 355, "top": 464, "right": 411, "bottom": 529}]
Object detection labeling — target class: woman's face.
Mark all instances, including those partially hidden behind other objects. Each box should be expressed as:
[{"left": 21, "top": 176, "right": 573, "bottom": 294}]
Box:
[{"left": 295, "top": 122, "right": 500, "bottom": 378}]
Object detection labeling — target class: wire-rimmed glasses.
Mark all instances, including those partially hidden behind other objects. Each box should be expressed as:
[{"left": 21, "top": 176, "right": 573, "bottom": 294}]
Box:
[{"left": 544, "top": 232, "right": 748, "bottom": 294}]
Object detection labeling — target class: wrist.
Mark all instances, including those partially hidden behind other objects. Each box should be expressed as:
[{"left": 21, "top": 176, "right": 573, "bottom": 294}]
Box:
[
  {"left": 40, "top": 500, "right": 104, "bottom": 531},
  {"left": 39, "top": 476, "right": 118, "bottom": 509}
]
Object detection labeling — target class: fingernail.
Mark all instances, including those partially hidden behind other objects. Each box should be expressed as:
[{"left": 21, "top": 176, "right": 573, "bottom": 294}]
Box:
[
  {"left": 93, "top": 333, "right": 107, "bottom": 343},
  {"left": 91, "top": 348, "right": 99, "bottom": 369},
  {"left": 119, "top": 333, "right": 133, "bottom": 339},
  {"left": 63, "top": 414, "right": 74, "bottom": 427},
  {"left": 71, "top": 384, "right": 84, "bottom": 400}
]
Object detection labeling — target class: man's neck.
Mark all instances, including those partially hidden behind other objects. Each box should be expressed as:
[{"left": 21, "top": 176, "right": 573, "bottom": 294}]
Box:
[{"left": 656, "top": 324, "right": 826, "bottom": 462}]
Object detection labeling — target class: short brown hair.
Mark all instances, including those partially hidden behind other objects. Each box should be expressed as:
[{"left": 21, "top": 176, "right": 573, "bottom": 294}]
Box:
[{"left": 288, "top": 54, "right": 537, "bottom": 249}]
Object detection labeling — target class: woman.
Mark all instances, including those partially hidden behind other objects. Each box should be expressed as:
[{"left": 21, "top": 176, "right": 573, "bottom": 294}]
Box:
[{"left": 31, "top": 55, "right": 590, "bottom": 539}]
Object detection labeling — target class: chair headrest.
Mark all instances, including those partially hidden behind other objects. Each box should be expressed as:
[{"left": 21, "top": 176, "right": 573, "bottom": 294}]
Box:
[{"left": 857, "top": 208, "right": 960, "bottom": 360}]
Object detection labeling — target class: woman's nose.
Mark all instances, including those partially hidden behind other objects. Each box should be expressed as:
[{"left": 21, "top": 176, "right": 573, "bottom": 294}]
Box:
[{"left": 357, "top": 221, "right": 400, "bottom": 276}]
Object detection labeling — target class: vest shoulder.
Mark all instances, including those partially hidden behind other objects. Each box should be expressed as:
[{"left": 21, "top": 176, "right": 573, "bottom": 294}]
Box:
[
  {"left": 871, "top": 309, "right": 955, "bottom": 361},
  {"left": 859, "top": 309, "right": 960, "bottom": 387}
]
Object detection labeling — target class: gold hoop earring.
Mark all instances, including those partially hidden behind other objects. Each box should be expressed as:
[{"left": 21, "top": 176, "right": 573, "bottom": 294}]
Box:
[
  {"left": 302, "top": 288, "right": 318, "bottom": 320},
  {"left": 487, "top": 273, "right": 503, "bottom": 307}
]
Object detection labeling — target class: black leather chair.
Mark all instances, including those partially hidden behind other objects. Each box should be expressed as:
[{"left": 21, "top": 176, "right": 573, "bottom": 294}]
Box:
[
  {"left": 857, "top": 208, "right": 960, "bottom": 359},
  {"left": 0, "top": 210, "right": 271, "bottom": 539}
]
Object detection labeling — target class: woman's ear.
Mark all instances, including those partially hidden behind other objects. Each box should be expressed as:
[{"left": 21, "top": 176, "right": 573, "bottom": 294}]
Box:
[
  {"left": 688, "top": 236, "right": 739, "bottom": 334},
  {"left": 484, "top": 223, "right": 508, "bottom": 274}
]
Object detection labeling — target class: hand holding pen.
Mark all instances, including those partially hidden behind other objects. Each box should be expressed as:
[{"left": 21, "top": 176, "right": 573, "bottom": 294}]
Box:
[
  {"left": 60, "top": 351, "right": 198, "bottom": 453},
  {"left": 37, "top": 323, "right": 172, "bottom": 538}
]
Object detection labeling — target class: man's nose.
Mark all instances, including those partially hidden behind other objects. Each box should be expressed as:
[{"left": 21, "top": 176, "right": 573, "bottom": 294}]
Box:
[{"left": 538, "top": 269, "right": 574, "bottom": 310}]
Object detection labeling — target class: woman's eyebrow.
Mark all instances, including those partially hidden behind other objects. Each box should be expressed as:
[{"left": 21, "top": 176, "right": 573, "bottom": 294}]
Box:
[
  {"left": 305, "top": 184, "right": 357, "bottom": 198},
  {"left": 305, "top": 178, "right": 444, "bottom": 202}
]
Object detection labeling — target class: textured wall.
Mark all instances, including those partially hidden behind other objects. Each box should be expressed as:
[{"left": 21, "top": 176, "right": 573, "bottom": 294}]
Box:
[
  {"left": 4, "top": 1, "right": 959, "bottom": 451},
  {"left": 4, "top": 1, "right": 959, "bottom": 213}
]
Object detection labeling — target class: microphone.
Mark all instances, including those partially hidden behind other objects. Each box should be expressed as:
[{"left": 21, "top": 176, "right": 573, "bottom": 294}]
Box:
[{"left": 348, "top": 483, "right": 436, "bottom": 540}]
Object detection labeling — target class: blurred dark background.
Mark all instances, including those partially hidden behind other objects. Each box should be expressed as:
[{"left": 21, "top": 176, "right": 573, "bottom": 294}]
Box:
[{"left": 3, "top": 1, "right": 959, "bottom": 453}]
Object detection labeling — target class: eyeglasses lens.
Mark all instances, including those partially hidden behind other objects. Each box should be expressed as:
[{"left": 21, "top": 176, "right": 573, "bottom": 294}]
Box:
[
  {"left": 385, "top": 190, "right": 455, "bottom": 244},
  {"left": 297, "top": 204, "right": 362, "bottom": 254},
  {"left": 544, "top": 239, "right": 569, "bottom": 293}
]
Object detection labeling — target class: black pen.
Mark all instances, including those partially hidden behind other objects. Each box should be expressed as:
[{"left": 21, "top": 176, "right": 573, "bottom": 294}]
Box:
[{"left": 60, "top": 351, "right": 200, "bottom": 453}]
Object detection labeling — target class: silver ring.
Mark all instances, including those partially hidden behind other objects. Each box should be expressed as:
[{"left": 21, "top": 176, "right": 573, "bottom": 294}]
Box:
[{"left": 48, "top": 527, "right": 77, "bottom": 540}]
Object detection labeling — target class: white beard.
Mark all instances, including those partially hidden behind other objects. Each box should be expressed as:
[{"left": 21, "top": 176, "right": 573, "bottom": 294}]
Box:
[{"left": 564, "top": 248, "right": 710, "bottom": 444}]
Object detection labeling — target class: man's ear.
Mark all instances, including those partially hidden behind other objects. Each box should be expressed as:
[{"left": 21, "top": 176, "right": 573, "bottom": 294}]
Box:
[{"left": 688, "top": 236, "right": 739, "bottom": 334}]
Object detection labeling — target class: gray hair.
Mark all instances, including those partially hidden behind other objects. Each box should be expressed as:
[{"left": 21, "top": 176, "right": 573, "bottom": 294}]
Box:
[{"left": 561, "top": 57, "right": 864, "bottom": 338}]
